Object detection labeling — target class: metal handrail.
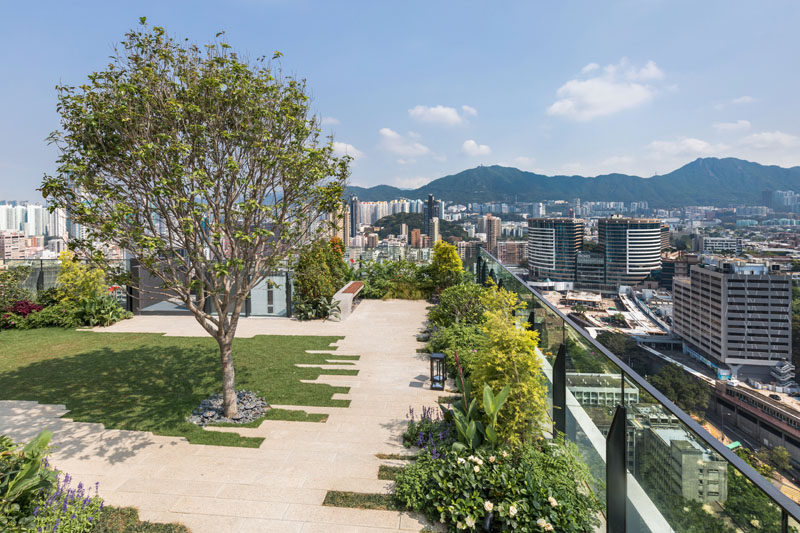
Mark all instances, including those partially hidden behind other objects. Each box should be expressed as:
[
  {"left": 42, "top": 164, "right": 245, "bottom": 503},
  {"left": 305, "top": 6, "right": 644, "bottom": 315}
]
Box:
[{"left": 478, "top": 248, "right": 800, "bottom": 523}]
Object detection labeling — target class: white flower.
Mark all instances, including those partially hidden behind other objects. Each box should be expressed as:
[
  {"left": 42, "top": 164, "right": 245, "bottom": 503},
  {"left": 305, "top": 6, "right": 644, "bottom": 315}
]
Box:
[
  {"left": 502, "top": 451, "right": 509, "bottom": 458},
  {"left": 489, "top": 455, "right": 496, "bottom": 463},
  {"left": 537, "top": 518, "right": 547, "bottom": 527},
  {"left": 457, "top": 457, "right": 466, "bottom": 464},
  {"left": 509, "top": 505, "right": 518, "bottom": 517},
  {"left": 548, "top": 496, "right": 558, "bottom": 507},
  {"left": 465, "top": 516, "right": 476, "bottom": 528},
  {"left": 484, "top": 500, "right": 494, "bottom": 512},
  {"left": 456, "top": 521, "right": 465, "bottom": 530},
  {"left": 468, "top": 455, "right": 475, "bottom": 462},
  {"left": 475, "top": 457, "right": 483, "bottom": 466},
  {"left": 474, "top": 465, "right": 480, "bottom": 473},
  {"left": 544, "top": 524, "right": 554, "bottom": 532}
]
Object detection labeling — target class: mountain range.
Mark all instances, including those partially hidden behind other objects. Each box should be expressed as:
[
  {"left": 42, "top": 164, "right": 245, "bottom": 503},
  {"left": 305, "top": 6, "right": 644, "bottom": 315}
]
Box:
[{"left": 345, "top": 158, "right": 800, "bottom": 208}]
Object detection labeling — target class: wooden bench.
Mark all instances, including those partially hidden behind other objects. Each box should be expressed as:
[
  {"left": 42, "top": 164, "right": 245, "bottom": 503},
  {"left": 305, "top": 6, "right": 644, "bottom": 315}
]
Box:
[{"left": 331, "top": 281, "right": 364, "bottom": 320}]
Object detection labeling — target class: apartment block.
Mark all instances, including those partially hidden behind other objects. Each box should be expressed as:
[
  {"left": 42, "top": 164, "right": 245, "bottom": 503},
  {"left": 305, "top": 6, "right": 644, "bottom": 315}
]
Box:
[
  {"left": 599, "top": 216, "right": 664, "bottom": 286},
  {"left": 672, "top": 260, "right": 792, "bottom": 374}
]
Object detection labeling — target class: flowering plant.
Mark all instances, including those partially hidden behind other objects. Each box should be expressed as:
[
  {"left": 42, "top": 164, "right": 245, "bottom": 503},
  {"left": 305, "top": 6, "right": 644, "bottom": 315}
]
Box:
[
  {"left": 394, "top": 441, "right": 601, "bottom": 532},
  {"left": 6, "top": 299, "right": 43, "bottom": 317}
]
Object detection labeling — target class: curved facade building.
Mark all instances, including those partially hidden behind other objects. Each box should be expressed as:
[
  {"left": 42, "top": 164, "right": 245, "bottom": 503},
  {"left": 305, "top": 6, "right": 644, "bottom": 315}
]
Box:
[
  {"left": 599, "top": 217, "right": 663, "bottom": 286},
  {"left": 527, "top": 218, "right": 584, "bottom": 281}
]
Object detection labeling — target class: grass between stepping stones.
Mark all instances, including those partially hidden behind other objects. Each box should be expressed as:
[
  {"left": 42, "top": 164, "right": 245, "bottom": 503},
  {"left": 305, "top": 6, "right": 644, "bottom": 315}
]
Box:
[
  {"left": 323, "top": 491, "right": 399, "bottom": 511},
  {"left": 375, "top": 453, "right": 417, "bottom": 460},
  {"left": 207, "top": 408, "right": 328, "bottom": 427},
  {"left": 0, "top": 329, "right": 356, "bottom": 447},
  {"left": 92, "top": 506, "right": 188, "bottom": 532},
  {"left": 377, "top": 465, "right": 404, "bottom": 480}
]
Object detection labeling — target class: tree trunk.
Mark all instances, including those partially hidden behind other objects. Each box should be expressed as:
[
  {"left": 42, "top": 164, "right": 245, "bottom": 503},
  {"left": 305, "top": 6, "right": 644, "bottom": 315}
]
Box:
[{"left": 219, "top": 337, "right": 238, "bottom": 418}]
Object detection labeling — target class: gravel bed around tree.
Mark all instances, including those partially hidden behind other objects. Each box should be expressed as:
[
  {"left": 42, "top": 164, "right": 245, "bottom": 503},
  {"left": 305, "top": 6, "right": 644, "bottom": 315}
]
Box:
[{"left": 187, "top": 390, "right": 269, "bottom": 426}]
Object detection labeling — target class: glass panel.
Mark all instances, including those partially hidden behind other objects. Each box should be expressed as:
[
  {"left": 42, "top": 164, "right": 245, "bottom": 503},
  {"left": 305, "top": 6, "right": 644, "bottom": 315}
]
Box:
[
  {"left": 250, "top": 275, "right": 288, "bottom": 316},
  {"left": 624, "top": 375, "right": 798, "bottom": 532}
]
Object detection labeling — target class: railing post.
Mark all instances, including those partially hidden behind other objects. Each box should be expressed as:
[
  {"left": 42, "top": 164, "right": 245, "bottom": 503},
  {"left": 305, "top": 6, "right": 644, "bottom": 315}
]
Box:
[
  {"left": 783, "top": 509, "right": 789, "bottom": 533},
  {"left": 553, "top": 343, "right": 567, "bottom": 436},
  {"left": 606, "top": 405, "right": 627, "bottom": 532}
]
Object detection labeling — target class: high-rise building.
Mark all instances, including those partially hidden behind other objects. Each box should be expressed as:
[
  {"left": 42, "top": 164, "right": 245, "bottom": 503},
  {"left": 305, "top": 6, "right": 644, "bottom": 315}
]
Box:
[
  {"left": 400, "top": 223, "right": 409, "bottom": 241},
  {"left": 485, "top": 214, "right": 501, "bottom": 254},
  {"left": 423, "top": 194, "right": 440, "bottom": 236},
  {"left": 410, "top": 229, "right": 421, "bottom": 249},
  {"left": 349, "top": 195, "right": 360, "bottom": 239},
  {"left": 366, "top": 233, "right": 379, "bottom": 248},
  {"left": 430, "top": 217, "right": 440, "bottom": 244},
  {"left": 672, "top": 260, "right": 792, "bottom": 377},
  {"left": 0, "top": 231, "right": 26, "bottom": 259},
  {"left": 526, "top": 218, "right": 584, "bottom": 281},
  {"left": 497, "top": 241, "right": 527, "bottom": 266},
  {"left": 599, "top": 216, "right": 664, "bottom": 286}
]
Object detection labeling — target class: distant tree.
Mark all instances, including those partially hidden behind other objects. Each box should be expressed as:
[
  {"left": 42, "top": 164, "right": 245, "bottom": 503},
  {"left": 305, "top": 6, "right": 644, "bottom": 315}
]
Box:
[
  {"left": 595, "top": 331, "right": 633, "bottom": 355},
  {"left": 648, "top": 363, "right": 709, "bottom": 416},
  {"left": 770, "top": 446, "right": 792, "bottom": 472},
  {"left": 0, "top": 265, "right": 32, "bottom": 309},
  {"left": 41, "top": 20, "right": 348, "bottom": 417},
  {"left": 582, "top": 239, "right": 603, "bottom": 254}
]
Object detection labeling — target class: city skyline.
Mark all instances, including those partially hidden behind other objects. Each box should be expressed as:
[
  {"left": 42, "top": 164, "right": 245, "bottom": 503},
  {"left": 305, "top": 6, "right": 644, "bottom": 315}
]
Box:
[{"left": 2, "top": 1, "right": 800, "bottom": 200}]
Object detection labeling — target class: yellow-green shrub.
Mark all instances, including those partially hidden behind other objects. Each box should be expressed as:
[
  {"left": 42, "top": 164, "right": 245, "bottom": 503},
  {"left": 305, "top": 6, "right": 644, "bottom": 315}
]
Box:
[
  {"left": 467, "top": 283, "right": 548, "bottom": 445},
  {"left": 55, "top": 251, "right": 107, "bottom": 304}
]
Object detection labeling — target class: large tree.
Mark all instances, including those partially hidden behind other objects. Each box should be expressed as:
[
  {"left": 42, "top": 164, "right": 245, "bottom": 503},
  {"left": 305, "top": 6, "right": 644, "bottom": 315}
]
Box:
[{"left": 41, "top": 20, "right": 349, "bottom": 418}]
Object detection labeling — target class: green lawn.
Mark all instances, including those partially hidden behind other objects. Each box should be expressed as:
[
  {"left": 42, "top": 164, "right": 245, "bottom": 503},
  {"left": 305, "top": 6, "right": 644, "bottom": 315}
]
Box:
[{"left": 0, "top": 329, "right": 357, "bottom": 447}]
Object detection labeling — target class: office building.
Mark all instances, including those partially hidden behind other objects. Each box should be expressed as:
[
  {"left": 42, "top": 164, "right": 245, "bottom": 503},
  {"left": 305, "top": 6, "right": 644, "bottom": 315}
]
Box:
[
  {"left": 673, "top": 260, "right": 792, "bottom": 376},
  {"left": 526, "top": 218, "right": 584, "bottom": 282},
  {"left": 599, "top": 216, "right": 664, "bottom": 286}
]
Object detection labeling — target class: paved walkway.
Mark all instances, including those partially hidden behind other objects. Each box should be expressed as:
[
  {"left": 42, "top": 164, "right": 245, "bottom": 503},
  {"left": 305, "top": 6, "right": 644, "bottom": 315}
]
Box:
[{"left": 0, "top": 299, "right": 444, "bottom": 532}]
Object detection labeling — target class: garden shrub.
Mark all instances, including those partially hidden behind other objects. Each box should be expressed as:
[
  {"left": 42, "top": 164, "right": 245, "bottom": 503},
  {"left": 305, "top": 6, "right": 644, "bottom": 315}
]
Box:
[
  {"left": 468, "top": 284, "right": 548, "bottom": 445},
  {"left": 427, "top": 283, "right": 487, "bottom": 328},
  {"left": 355, "top": 259, "right": 429, "bottom": 300},
  {"left": 394, "top": 443, "right": 601, "bottom": 532},
  {"left": 0, "top": 430, "right": 57, "bottom": 531},
  {"left": 55, "top": 250, "right": 107, "bottom": 304},
  {"left": 427, "top": 323, "right": 485, "bottom": 376},
  {"left": 16, "top": 303, "right": 81, "bottom": 329},
  {"left": 6, "top": 300, "right": 43, "bottom": 317},
  {"left": 0, "top": 266, "right": 32, "bottom": 311},
  {"left": 402, "top": 406, "right": 454, "bottom": 454},
  {"left": 33, "top": 472, "right": 104, "bottom": 532},
  {"left": 293, "top": 238, "right": 350, "bottom": 319},
  {"left": 75, "top": 294, "right": 132, "bottom": 327},
  {"left": 428, "top": 241, "right": 464, "bottom": 293}
]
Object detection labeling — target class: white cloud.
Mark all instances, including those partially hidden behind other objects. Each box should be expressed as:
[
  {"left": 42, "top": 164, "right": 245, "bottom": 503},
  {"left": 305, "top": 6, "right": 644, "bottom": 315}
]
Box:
[
  {"left": 461, "top": 105, "right": 478, "bottom": 116},
  {"left": 739, "top": 131, "right": 800, "bottom": 150},
  {"left": 561, "top": 162, "right": 584, "bottom": 174},
  {"left": 461, "top": 139, "right": 491, "bottom": 157},
  {"left": 378, "top": 128, "right": 430, "bottom": 156},
  {"left": 513, "top": 156, "right": 536, "bottom": 170},
  {"left": 713, "top": 120, "right": 751, "bottom": 132},
  {"left": 732, "top": 95, "right": 755, "bottom": 105},
  {"left": 647, "top": 137, "right": 728, "bottom": 158},
  {"left": 547, "top": 58, "right": 666, "bottom": 121},
  {"left": 600, "top": 155, "right": 635, "bottom": 169},
  {"left": 409, "top": 105, "right": 463, "bottom": 125},
  {"left": 320, "top": 116, "right": 340, "bottom": 125},
  {"left": 332, "top": 141, "right": 364, "bottom": 160},
  {"left": 393, "top": 176, "right": 432, "bottom": 189}
]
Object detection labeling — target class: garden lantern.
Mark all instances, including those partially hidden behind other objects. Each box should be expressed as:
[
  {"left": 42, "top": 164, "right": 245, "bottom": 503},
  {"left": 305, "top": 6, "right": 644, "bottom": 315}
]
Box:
[{"left": 429, "top": 352, "right": 445, "bottom": 391}]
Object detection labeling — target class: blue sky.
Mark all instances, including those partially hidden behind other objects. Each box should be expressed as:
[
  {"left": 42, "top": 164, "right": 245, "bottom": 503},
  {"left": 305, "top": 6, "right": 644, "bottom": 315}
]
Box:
[{"left": 2, "top": 1, "right": 799, "bottom": 200}]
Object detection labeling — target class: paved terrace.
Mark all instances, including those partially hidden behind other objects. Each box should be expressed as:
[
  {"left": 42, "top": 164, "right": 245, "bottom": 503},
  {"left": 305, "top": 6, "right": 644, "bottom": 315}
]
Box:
[{"left": 0, "top": 299, "right": 443, "bottom": 532}]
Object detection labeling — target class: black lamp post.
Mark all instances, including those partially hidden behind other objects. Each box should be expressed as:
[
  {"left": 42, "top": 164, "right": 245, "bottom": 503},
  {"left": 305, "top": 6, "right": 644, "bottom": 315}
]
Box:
[{"left": 430, "top": 352, "right": 445, "bottom": 391}]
